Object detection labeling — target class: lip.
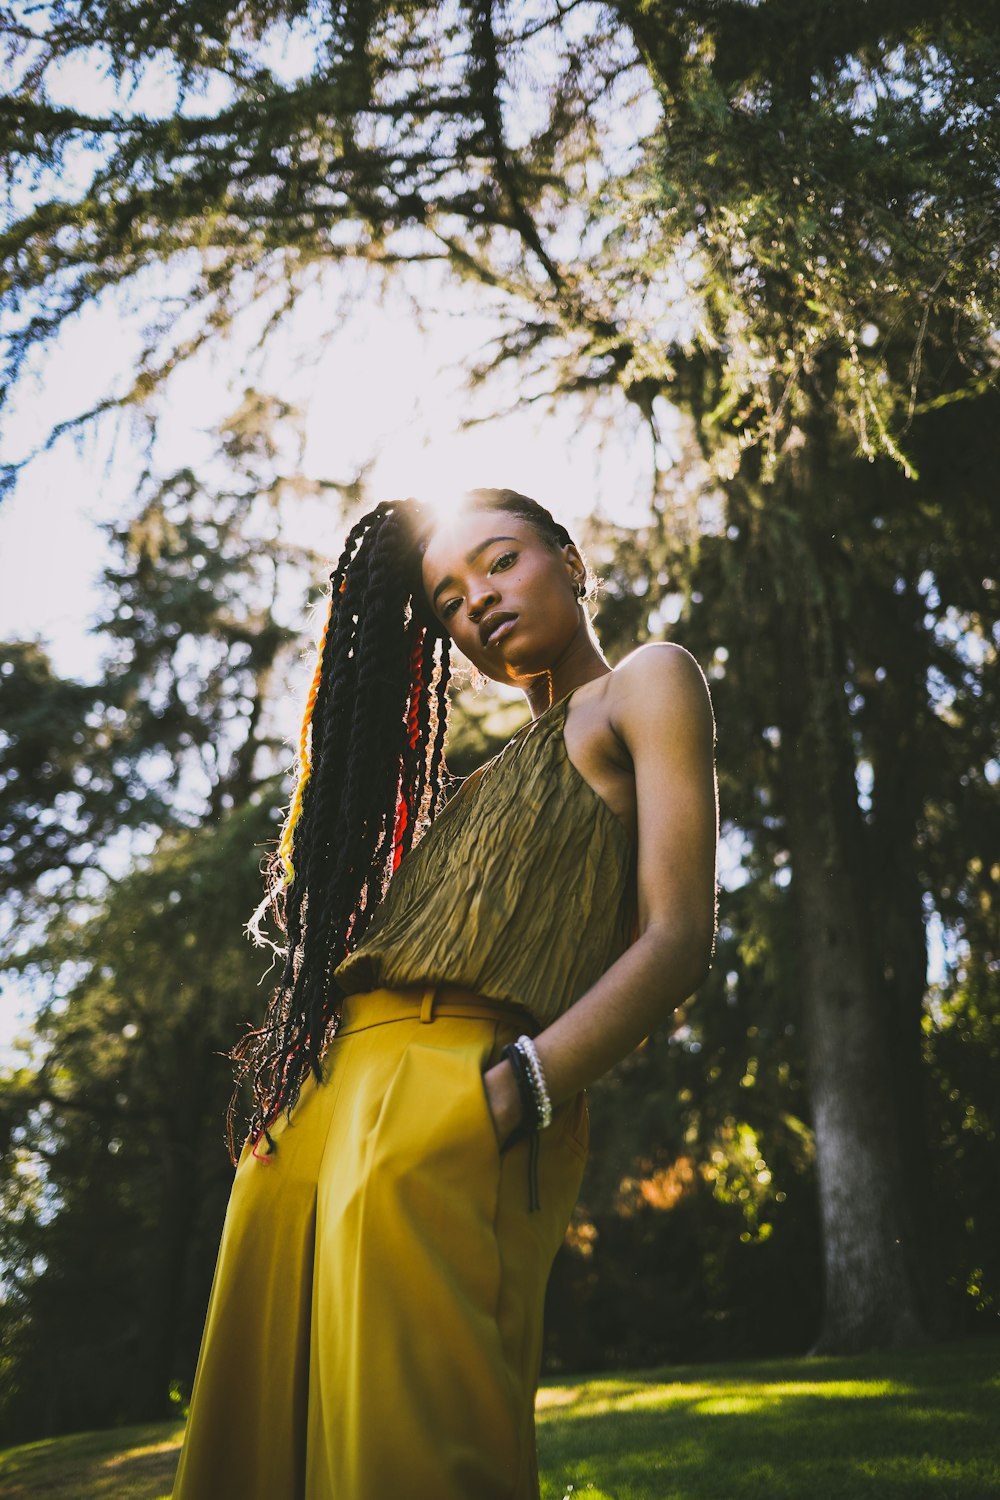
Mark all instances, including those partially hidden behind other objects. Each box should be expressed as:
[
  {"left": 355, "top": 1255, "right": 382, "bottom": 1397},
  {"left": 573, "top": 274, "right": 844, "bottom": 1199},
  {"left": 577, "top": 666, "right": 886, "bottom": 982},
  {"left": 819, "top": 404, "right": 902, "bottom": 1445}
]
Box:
[{"left": 480, "top": 611, "right": 518, "bottom": 648}]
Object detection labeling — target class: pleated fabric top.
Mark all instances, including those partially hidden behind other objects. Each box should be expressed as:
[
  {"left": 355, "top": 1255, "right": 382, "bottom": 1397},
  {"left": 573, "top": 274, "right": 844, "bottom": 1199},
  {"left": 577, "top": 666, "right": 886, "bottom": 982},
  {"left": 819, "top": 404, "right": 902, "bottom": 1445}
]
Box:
[{"left": 333, "top": 688, "right": 637, "bottom": 1027}]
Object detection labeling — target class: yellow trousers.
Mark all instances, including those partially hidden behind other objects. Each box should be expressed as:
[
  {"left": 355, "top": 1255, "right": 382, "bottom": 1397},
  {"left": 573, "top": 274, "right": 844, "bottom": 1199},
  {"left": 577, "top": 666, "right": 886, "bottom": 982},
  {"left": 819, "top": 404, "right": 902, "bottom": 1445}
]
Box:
[{"left": 172, "top": 986, "right": 589, "bottom": 1500}]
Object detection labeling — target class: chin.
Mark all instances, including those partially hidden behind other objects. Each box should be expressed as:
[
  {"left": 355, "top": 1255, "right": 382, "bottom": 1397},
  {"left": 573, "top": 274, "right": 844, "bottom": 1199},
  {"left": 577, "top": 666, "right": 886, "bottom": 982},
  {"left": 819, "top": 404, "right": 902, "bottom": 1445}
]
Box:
[{"left": 480, "top": 659, "right": 527, "bottom": 687}]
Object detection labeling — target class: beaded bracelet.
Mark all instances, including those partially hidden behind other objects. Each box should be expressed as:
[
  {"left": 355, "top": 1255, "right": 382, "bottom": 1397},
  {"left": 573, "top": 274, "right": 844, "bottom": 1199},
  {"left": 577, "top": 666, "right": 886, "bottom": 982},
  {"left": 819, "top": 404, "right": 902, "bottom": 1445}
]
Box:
[
  {"left": 501, "top": 1036, "right": 553, "bottom": 1134},
  {"left": 514, "top": 1035, "right": 553, "bottom": 1130}
]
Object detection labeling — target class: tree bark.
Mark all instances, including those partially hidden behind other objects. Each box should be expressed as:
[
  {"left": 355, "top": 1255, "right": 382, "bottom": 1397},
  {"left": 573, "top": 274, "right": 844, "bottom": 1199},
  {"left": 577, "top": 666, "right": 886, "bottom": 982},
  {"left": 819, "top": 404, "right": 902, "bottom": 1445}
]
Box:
[{"left": 773, "top": 552, "right": 930, "bottom": 1353}]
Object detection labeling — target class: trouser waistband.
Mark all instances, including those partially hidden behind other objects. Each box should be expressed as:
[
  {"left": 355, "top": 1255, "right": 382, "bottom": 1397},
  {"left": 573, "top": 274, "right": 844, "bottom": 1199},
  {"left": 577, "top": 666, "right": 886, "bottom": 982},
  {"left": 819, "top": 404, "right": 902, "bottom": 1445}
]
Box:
[
  {"left": 336, "top": 983, "right": 536, "bottom": 1037},
  {"left": 335, "top": 983, "right": 547, "bottom": 1215}
]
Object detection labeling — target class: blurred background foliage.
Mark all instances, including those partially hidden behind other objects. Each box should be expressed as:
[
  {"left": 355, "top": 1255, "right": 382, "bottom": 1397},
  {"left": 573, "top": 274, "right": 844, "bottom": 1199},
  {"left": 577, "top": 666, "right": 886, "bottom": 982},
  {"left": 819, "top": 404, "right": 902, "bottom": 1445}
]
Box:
[{"left": 1, "top": 0, "right": 998, "bottom": 1442}]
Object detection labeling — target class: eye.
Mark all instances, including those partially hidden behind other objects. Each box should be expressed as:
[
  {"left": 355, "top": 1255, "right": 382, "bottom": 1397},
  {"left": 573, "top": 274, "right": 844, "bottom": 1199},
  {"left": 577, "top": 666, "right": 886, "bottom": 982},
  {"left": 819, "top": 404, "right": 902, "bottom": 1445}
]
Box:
[
  {"left": 490, "top": 550, "right": 517, "bottom": 573},
  {"left": 441, "top": 596, "right": 461, "bottom": 619}
]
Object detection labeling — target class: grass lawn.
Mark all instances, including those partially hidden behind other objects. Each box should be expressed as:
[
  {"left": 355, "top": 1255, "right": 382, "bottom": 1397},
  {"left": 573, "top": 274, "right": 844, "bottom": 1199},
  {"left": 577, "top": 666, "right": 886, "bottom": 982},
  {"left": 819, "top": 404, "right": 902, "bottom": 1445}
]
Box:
[
  {"left": 536, "top": 1339, "right": 1000, "bottom": 1499},
  {"left": 0, "top": 1420, "right": 186, "bottom": 1499},
  {"left": 0, "top": 1339, "right": 996, "bottom": 1499}
]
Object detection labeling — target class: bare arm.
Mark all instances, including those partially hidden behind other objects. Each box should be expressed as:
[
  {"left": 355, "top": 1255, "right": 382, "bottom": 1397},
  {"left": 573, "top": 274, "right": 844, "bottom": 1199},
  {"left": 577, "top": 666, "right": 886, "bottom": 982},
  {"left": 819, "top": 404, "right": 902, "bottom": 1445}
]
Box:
[{"left": 484, "top": 643, "right": 719, "bottom": 1140}]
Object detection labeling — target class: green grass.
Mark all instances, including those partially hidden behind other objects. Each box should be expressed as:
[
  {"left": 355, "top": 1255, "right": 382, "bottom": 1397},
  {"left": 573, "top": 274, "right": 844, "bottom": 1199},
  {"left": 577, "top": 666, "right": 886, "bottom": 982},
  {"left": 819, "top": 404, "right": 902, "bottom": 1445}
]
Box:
[
  {"left": 536, "top": 1340, "right": 1000, "bottom": 1499},
  {"left": 0, "top": 1420, "right": 185, "bottom": 1499},
  {"left": 0, "top": 1340, "right": 996, "bottom": 1499}
]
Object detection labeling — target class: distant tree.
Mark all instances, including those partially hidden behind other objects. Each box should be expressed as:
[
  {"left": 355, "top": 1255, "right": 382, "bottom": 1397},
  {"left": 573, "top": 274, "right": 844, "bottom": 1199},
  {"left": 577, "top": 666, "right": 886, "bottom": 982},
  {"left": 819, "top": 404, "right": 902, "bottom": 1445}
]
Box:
[
  {"left": 0, "top": 390, "right": 334, "bottom": 922},
  {"left": 0, "top": 392, "right": 345, "bottom": 1436},
  {"left": 579, "top": 382, "right": 1000, "bottom": 1354},
  {"left": 0, "top": 802, "right": 278, "bottom": 1435}
]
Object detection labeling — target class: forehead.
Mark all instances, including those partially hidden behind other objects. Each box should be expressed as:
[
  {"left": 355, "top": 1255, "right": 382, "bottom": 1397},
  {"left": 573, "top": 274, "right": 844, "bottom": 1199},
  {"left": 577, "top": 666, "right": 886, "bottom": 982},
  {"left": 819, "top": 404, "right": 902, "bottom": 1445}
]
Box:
[{"left": 420, "top": 510, "right": 537, "bottom": 588}]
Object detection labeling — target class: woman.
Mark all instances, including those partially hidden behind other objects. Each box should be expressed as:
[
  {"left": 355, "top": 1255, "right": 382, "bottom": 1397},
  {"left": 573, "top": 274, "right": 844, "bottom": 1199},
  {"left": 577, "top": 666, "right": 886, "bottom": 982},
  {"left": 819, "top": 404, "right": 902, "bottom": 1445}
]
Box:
[{"left": 173, "top": 488, "right": 718, "bottom": 1500}]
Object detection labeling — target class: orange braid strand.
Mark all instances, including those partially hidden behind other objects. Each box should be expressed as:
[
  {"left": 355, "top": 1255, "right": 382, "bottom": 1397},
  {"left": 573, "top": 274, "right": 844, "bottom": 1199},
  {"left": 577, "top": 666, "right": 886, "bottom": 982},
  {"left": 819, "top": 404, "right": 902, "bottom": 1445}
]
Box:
[{"left": 278, "top": 590, "right": 335, "bottom": 884}]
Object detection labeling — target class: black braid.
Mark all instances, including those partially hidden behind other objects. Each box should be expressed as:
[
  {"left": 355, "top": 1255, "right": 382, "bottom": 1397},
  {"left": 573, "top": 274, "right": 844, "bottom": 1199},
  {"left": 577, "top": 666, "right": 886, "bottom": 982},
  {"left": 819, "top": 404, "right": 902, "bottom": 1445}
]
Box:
[
  {"left": 427, "top": 649, "right": 452, "bottom": 815},
  {"left": 406, "top": 627, "right": 439, "bottom": 844},
  {"left": 228, "top": 499, "right": 450, "bottom": 1162}
]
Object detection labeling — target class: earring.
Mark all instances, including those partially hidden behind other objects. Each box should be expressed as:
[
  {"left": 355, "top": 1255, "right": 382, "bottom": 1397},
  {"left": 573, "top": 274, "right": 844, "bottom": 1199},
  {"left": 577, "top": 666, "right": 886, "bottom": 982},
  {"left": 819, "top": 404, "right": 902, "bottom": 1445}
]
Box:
[{"left": 574, "top": 576, "right": 586, "bottom": 599}]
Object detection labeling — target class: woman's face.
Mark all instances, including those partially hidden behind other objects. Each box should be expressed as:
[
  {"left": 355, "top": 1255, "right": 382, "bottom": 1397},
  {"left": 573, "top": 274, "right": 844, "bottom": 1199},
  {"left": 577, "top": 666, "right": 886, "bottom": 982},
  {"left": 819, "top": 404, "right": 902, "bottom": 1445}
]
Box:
[{"left": 420, "top": 510, "right": 584, "bottom": 686}]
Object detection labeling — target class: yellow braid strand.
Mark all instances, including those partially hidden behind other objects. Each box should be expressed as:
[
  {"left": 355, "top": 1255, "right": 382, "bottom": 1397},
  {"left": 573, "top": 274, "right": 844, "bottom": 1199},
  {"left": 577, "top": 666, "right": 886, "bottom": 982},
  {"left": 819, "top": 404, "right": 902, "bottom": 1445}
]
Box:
[{"left": 278, "top": 589, "right": 335, "bottom": 884}]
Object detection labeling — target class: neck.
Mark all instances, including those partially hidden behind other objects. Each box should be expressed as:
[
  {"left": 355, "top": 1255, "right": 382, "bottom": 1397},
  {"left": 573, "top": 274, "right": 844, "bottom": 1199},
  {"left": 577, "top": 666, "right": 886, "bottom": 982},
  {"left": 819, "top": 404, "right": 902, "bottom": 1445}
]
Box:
[{"left": 521, "top": 630, "right": 612, "bottom": 720}]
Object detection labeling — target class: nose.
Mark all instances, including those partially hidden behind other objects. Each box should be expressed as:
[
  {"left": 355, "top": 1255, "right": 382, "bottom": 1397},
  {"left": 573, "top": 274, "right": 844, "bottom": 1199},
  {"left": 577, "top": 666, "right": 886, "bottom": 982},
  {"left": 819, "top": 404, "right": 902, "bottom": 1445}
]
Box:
[{"left": 467, "top": 579, "right": 499, "bottom": 622}]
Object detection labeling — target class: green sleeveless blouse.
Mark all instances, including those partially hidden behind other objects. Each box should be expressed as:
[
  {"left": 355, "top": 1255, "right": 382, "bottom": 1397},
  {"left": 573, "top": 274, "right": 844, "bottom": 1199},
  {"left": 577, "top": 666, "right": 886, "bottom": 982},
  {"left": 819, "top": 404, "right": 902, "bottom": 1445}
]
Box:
[{"left": 333, "top": 689, "right": 637, "bottom": 1027}]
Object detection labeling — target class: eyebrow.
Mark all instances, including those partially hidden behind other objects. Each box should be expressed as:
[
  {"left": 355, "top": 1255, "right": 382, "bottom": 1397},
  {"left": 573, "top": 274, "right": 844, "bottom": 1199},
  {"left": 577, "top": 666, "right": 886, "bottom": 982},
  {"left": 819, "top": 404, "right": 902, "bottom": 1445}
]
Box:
[{"left": 431, "top": 536, "right": 518, "bottom": 609}]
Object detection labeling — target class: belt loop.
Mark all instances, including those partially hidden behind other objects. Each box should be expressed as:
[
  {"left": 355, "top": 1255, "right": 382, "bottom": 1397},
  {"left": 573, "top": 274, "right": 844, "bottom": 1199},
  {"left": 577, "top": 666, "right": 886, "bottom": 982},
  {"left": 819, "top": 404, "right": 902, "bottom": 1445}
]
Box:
[{"left": 419, "top": 985, "right": 437, "bottom": 1024}]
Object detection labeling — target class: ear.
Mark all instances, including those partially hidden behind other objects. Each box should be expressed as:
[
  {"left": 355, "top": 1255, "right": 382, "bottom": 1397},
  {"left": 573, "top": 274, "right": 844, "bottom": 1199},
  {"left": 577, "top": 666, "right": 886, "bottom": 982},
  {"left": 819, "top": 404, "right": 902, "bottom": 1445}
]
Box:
[{"left": 560, "top": 542, "right": 586, "bottom": 594}]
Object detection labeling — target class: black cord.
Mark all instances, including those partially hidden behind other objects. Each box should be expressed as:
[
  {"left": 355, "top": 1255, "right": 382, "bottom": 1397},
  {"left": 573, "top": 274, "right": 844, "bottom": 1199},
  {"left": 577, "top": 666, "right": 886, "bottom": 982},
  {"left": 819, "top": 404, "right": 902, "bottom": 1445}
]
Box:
[{"left": 500, "top": 1042, "right": 542, "bottom": 1211}]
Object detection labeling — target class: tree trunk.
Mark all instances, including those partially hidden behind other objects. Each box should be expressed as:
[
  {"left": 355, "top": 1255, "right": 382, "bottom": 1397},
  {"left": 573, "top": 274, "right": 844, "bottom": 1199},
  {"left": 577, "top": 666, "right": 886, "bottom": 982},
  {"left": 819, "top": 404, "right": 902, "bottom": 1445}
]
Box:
[
  {"left": 867, "top": 601, "right": 956, "bottom": 1338},
  {"left": 774, "top": 561, "right": 930, "bottom": 1353},
  {"left": 132, "top": 1010, "right": 221, "bottom": 1419}
]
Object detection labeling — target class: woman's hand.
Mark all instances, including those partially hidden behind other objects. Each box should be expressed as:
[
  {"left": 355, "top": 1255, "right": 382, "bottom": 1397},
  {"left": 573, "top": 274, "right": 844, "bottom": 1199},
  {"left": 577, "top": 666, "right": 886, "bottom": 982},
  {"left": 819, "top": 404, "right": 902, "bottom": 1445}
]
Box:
[{"left": 482, "top": 1058, "right": 523, "bottom": 1150}]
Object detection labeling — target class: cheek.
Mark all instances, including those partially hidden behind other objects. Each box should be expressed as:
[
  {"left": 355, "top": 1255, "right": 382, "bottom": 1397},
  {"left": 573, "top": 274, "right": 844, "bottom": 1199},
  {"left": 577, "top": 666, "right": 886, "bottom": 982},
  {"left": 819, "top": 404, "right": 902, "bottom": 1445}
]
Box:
[
  {"left": 519, "top": 553, "right": 563, "bottom": 602},
  {"left": 513, "top": 564, "right": 578, "bottom": 646}
]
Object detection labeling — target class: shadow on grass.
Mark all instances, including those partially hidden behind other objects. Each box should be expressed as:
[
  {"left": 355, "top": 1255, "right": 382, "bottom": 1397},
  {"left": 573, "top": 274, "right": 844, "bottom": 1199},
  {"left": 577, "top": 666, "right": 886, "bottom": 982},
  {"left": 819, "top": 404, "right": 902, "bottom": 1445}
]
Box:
[
  {"left": 536, "top": 1340, "right": 1000, "bottom": 1500},
  {"left": 0, "top": 1421, "right": 185, "bottom": 1500},
  {"left": 1, "top": 1341, "right": 996, "bottom": 1500}
]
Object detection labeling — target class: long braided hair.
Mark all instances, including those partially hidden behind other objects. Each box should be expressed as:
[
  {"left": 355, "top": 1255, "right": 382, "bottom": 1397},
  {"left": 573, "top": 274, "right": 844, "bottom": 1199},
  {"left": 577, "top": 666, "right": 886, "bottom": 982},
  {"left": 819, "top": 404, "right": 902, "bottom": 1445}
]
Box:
[
  {"left": 230, "top": 499, "right": 449, "bottom": 1159},
  {"left": 231, "top": 488, "right": 582, "bottom": 1161}
]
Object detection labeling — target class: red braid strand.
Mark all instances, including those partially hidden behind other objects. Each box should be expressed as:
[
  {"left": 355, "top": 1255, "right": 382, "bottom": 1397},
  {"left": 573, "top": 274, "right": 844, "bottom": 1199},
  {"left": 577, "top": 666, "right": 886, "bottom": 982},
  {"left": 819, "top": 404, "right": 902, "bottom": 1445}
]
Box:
[{"left": 391, "top": 629, "right": 426, "bottom": 871}]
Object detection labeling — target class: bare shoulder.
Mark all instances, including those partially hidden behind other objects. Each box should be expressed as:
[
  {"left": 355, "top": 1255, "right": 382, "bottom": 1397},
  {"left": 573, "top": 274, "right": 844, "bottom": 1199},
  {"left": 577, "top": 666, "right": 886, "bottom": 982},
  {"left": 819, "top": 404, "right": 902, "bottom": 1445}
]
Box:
[{"left": 607, "top": 642, "right": 716, "bottom": 747}]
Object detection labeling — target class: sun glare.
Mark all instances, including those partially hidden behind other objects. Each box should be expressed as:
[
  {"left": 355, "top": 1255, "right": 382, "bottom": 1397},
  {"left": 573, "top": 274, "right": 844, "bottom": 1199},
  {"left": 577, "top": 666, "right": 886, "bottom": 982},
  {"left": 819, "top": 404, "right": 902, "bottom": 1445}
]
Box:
[{"left": 404, "top": 474, "right": 473, "bottom": 525}]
